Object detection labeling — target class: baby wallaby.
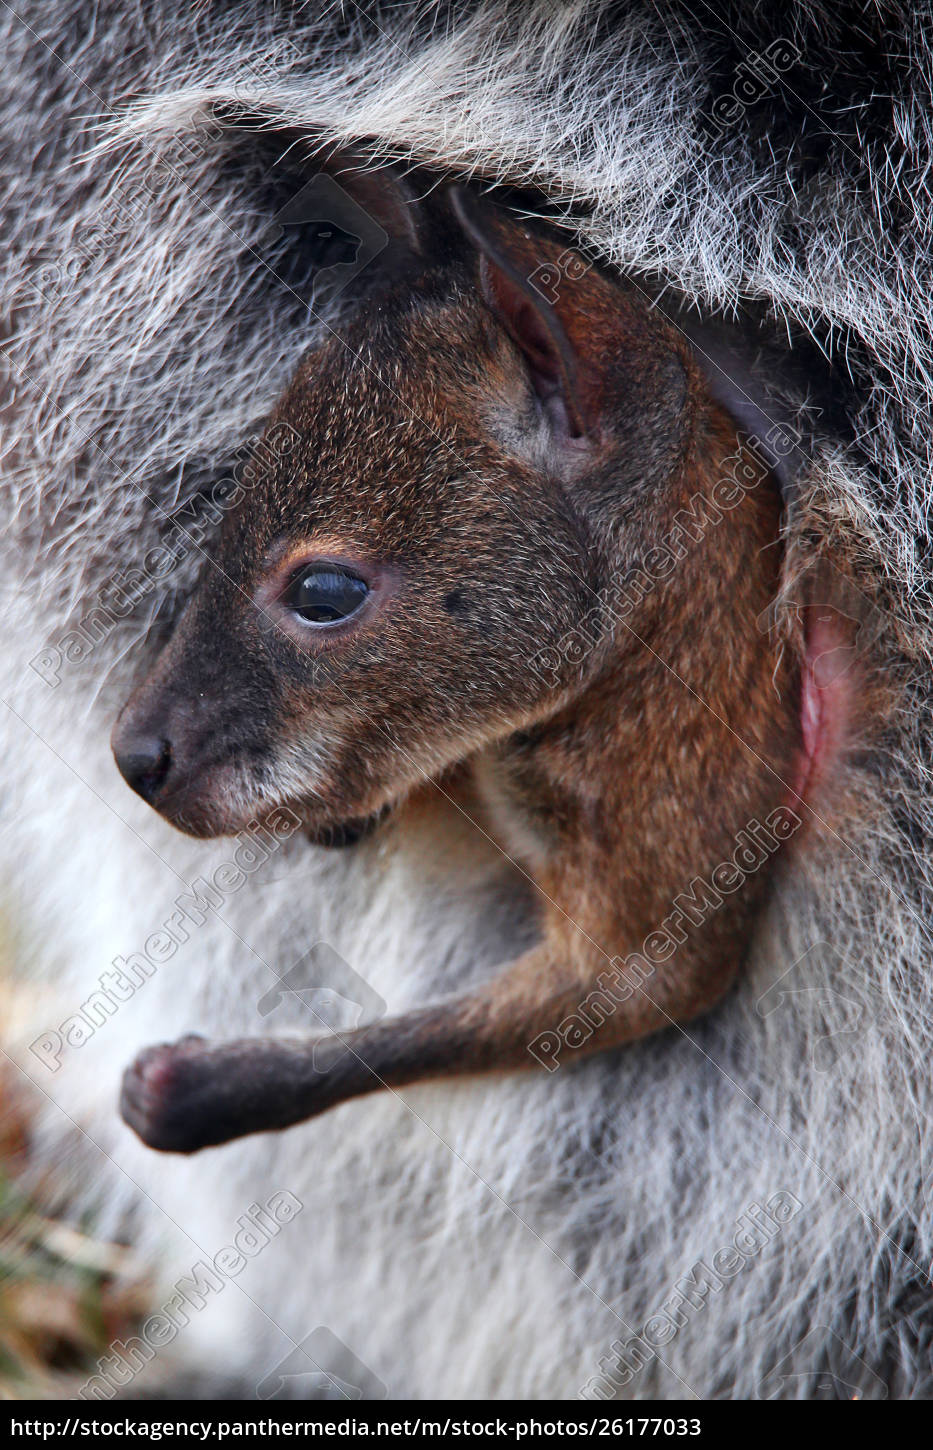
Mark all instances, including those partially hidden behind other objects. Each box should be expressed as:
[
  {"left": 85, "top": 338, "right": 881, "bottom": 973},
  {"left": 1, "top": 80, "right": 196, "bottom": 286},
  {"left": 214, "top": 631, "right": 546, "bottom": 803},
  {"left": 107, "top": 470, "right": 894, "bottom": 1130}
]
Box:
[{"left": 113, "top": 162, "right": 815, "bottom": 1154}]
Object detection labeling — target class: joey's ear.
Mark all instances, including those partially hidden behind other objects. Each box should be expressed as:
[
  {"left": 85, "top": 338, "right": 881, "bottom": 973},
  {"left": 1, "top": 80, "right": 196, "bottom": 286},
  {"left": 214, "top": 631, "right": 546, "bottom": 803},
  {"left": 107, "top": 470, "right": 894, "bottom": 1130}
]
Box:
[
  {"left": 450, "top": 187, "right": 589, "bottom": 440},
  {"left": 263, "top": 137, "right": 430, "bottom": 290},
  {"left": 322, "top": 148, "right": 423, "bottom": 255},
  {"left": 450, "top": 189, "right": 695, "bottom": 491},
  {"left": 450, "top": 185, "right": 685, "bottom": 454}
]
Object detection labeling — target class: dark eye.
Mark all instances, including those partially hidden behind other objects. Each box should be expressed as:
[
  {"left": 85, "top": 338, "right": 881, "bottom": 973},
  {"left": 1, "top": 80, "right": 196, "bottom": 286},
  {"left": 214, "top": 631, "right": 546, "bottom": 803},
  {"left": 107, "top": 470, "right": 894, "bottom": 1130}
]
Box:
[{"left": 284, "top": 565, "right": 369, "bottom": 624}]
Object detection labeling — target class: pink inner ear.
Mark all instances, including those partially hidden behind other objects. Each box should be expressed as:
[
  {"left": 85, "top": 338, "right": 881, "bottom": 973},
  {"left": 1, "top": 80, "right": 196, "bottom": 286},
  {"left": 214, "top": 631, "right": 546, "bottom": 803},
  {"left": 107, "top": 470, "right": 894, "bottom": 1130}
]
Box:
[
  {"left": 480, "top": 257, "right": 586, "bottom": 439},
  {"left": 507, "top": 294, "right": 563, "bottom": 382}
]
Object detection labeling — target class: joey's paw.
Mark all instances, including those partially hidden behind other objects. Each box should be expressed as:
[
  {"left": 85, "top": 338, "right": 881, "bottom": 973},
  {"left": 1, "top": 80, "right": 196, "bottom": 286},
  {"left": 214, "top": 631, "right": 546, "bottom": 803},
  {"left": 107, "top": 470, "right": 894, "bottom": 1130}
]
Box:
[{"left": 120, "top": 1034, "right": 220, "bottom": 1154}]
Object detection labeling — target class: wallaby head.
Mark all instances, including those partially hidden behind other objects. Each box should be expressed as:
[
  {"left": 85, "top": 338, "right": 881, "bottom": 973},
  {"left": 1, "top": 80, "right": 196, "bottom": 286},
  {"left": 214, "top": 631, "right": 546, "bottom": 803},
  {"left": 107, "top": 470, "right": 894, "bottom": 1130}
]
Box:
[
  {"left": 113, "top": 157, "right": 857, "bottom": 1154},
  {"left": 110, "top": 167, "right": 698, "bottom": 843}
]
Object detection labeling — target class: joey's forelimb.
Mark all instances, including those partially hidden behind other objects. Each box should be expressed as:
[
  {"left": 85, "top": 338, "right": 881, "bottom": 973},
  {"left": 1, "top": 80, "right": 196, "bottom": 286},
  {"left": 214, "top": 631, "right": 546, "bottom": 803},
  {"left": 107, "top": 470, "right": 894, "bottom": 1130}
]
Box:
[{"left": 121, "top": 936, "right": 737, "bottom": 1153}]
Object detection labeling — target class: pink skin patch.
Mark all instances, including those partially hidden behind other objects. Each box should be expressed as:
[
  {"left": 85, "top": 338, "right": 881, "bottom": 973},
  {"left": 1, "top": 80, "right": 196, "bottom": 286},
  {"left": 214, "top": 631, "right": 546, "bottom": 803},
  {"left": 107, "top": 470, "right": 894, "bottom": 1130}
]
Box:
[{"left": 790, "top": 606, "right": 858, "bottom": 808}]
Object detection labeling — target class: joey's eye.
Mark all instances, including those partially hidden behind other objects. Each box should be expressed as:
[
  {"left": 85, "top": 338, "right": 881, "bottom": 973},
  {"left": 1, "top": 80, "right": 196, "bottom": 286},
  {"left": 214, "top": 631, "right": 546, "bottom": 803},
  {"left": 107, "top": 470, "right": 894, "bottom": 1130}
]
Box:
[{"left": 284, "top": 565, "right": 369, "bottom": 624}]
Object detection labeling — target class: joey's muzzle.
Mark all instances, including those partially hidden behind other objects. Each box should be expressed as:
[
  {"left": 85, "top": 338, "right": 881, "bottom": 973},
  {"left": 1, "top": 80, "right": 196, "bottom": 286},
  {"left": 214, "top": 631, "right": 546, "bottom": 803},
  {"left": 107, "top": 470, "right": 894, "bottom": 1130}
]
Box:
[
  {"left": 111, "top": 663, "right": 243, "bottom": 836},
  {"left": 111, "top": 685, "right": 201, "bottom": 822},
  {"left": 112, "top": 730, "right": 172, "bottom": 805}
]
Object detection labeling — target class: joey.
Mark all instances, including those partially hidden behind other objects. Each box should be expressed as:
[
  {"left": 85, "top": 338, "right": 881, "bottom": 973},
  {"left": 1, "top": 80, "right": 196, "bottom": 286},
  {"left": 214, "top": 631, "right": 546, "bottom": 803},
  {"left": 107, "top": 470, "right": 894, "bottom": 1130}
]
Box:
[{"left": 112, "top": 165, "right": 832, "bottom": 1154}]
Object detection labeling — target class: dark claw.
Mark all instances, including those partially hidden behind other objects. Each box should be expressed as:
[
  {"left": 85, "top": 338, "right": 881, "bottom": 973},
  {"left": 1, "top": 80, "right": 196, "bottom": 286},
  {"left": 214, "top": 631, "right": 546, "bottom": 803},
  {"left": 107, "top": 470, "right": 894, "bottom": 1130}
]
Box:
[
  {"left": 120, "top": 1035, "right": 221, "bottom": 1154},
  {"left": 120, "top": 1021, "right": 390, "bottom": 1152}
]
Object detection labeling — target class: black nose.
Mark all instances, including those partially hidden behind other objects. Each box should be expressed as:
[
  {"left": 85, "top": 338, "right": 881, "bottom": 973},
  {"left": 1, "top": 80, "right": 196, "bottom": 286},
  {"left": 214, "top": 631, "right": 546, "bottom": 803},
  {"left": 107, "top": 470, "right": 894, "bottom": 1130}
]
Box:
[{"left": 114, "top": 735, "right": 172, "bottom": 805}]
